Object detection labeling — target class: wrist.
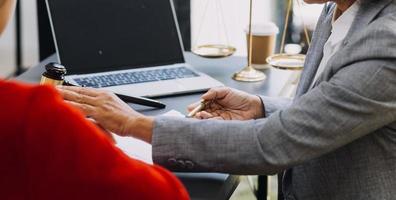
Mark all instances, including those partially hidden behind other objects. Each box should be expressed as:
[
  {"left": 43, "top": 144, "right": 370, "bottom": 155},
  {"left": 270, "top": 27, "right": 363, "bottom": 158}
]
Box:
[
  {"left": 253, "top": 95, "right": 265, "bottom": 119},
  {"left": 125, "top": 116, "right": 154, "bottom": 144}
]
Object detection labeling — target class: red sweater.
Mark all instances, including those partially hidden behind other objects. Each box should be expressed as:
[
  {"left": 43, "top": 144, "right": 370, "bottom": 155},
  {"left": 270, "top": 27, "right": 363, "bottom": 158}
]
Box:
[{"left": 0, "top": 80, "right": 189, "bottom": 200}]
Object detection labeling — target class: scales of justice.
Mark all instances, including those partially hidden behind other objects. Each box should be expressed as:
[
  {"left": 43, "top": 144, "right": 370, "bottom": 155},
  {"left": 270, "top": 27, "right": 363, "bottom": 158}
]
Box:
[{"left": 191, "top": 0, "right": 310, "bottom": 82}]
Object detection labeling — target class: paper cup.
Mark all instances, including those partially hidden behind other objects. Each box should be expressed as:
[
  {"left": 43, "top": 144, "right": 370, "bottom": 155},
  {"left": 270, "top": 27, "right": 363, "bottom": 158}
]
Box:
[{"left": 246, "top": 22, "right": 279, "bottom": 69}]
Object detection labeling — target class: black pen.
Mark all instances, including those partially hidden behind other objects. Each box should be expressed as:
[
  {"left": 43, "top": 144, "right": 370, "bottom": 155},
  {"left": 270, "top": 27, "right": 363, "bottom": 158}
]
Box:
[
  {"left": 115, "top": 93, "right": 166, "bottom": 109},
  {"left": 63, "top": 81, "right": 166, "bottom": 109}
]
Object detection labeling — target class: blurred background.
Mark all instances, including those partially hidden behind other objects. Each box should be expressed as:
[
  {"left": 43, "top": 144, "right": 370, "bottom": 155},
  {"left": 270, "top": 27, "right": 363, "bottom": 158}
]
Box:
[{"left": 0, "top": 0, "right": 323, "bottom": 78}]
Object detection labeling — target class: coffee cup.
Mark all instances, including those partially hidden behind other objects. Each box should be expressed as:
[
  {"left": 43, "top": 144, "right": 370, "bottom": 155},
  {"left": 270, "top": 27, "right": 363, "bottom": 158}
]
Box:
[{"left": 246, "top": 22, "right": 279, "bottom": 69}]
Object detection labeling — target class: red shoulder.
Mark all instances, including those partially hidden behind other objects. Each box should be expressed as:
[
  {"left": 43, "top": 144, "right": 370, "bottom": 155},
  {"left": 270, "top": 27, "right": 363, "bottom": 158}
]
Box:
[
  {"left": 0, "top": 80, "right": 189, "bottom": 200},
  {"left": 0, "top": 80, "right": 58, "bottom": 131}
]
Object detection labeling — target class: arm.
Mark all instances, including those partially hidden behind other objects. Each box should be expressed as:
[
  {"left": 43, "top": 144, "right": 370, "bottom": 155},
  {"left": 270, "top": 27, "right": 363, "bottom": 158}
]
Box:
[
  {"left": 149, "top": 22, "right": 396, "bottom": 174},
  {"left": 259, "top": 96, "right": 292, "bottom": 117},
  {"left": 0, "top": 81, "right": 188, "bottom": 200},
  {"left": 0, "top": 0, "right": 16, "bottom": 35},
  {"left": 152, "top": 59, "right": 396, "bottom": 175}
]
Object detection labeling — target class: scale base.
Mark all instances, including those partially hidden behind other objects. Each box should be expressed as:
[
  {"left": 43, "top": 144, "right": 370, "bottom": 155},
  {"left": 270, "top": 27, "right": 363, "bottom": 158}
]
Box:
[{"left": 233, "top": 66, "right": 266, "bottom": 82}]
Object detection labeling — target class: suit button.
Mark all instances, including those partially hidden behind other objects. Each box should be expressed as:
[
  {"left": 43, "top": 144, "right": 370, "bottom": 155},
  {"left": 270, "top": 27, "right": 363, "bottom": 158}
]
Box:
[
  {"left": 185, "top": 161, "right": 194, "bottom": 169},
  {"left": 167, "top": 158, "right": 177, "bottom": 166},
  {"left": 177, "top": 160, "right": 186, "bottom": 168}
]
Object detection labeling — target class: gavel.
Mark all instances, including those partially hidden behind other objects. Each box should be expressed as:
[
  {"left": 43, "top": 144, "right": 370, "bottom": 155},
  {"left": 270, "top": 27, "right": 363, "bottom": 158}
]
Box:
[
  {"left": 39, "top": 62, "right": 166, "bottom": 108},
  {"left": 40, "top": 62, "right": 67, "bottom": 86}
]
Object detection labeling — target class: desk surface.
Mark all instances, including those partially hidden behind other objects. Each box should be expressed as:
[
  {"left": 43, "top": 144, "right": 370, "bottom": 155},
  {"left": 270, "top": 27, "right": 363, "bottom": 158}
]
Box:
[{"left": 17, "top": 52, "right": 292, "bottom": 200}]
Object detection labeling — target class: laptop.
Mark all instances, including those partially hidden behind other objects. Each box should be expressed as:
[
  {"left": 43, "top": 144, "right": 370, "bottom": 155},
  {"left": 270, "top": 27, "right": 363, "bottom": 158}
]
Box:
[{"left": 46, "top": 0, "right": 223, "bottom": 97}]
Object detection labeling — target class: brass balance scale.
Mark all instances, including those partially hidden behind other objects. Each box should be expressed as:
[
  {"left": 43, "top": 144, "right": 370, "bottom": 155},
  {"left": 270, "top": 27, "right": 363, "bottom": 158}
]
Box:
[
  {"left": 191, "top": 0, "right": 311, "bottom": 82},
  {"left": 191, "top": 0, "right": 236, "bottom": 58}
]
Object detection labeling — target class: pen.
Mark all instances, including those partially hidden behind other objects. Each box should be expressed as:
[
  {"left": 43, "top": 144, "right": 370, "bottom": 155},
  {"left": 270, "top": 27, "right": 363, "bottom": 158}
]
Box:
[
  {"left": 63, "top": 81, "right": 166, "bottom": 109},
  {"left": 115, "top": 93, "right": 166, "bottom": 109},
  {"left": 187, "top": 99, "right": 207, "bottom": 118}
]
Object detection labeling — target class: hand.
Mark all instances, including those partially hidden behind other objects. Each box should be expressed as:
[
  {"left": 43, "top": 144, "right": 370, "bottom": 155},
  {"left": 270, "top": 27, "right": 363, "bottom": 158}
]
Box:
[
  {"left": 187, "top": 87, "right": 264, "bottom": 120},
  {"left": 83, "top": 118, "right": 116, "bottom": 144},
  {"left": 56, "top": 86, "right": 154, "bottom": 143}
]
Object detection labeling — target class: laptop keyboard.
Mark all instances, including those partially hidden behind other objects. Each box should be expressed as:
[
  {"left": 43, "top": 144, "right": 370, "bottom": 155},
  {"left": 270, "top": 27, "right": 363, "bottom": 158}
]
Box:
[{"left": 73, "top": 66, "right": 199, "bottom": 88}]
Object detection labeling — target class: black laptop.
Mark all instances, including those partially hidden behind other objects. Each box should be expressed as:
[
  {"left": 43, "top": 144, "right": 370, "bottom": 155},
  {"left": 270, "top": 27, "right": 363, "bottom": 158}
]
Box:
[{"left": 46, "top": 0, "right": 223, "bottom": 97}]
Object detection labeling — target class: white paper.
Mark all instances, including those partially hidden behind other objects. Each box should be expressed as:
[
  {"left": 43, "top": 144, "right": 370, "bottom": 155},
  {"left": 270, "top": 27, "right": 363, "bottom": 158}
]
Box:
[
  {"left": 162, "top": 109, "right": 186, "bottom": 118},
  {"left": 114, "top": 134, "right": 153, "bottom": 164},
  {"left": 113, "top": 110, "right": 185, "bottom": 164}
]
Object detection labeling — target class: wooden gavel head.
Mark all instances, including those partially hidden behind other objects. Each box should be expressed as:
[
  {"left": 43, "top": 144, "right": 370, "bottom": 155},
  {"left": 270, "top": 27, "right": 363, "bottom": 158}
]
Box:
[{"left": 40, "top": 62, "right": 67, "bottom": 86}]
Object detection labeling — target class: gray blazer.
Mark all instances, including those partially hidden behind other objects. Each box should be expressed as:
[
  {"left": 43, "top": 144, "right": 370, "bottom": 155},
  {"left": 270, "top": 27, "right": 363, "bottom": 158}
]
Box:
[{"left": 152, "top": 0, "right": 396, "bottom": 199}]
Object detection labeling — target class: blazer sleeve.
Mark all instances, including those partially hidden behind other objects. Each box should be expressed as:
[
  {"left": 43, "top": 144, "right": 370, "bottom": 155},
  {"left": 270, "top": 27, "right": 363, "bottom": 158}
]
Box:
[
  {"left": 259, "top": 96, "right": 292, "bottom": 117},
  {"left": 152, "top": 24, "right": 396, "bottom": 175},
  {"left": 0, "top": 82, "right": 189, "bottom": 200}
]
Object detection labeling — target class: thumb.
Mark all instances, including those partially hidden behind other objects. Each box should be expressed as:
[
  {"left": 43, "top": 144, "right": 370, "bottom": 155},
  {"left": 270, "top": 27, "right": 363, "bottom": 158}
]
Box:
[
  {"left": 201, "top": 87, "right": 230, "bottom": 101},
  {"left": 187, "top": 101, "right": 201, "bottom": 112}
]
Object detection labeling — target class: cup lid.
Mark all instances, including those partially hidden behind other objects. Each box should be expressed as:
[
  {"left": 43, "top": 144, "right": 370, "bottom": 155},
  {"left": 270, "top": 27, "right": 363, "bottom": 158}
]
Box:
[{"left": 245, "top": 22, "right": 279, "bottom": 36}]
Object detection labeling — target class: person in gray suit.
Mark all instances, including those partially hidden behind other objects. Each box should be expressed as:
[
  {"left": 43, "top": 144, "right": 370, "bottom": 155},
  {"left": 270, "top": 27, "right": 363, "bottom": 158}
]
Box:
[{"left": 59, "top": 0, "right": 396, "bottom": 199}]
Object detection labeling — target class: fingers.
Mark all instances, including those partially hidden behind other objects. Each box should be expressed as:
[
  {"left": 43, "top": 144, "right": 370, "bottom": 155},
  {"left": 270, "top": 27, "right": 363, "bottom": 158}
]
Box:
[
  {"left": 57, "top": 86, "right": 100, "bottom": 106},
  {"left": 187, "top": 87, "right": 232, "bottom": 112},
  {"left": 195, "top": 111, "right": 214, "bottom": 119},
  {"left": 58, "top": 86, "right": 101, "bottom": 97},
  {"left": 193, "top": 111, "right": 224, "bottom": 121},
  {"left": 187, "top": 101, "right": 201, "bottom": 112},
  {"left": 201, "top": 87, "right": 231, "bottom": 101},
  {"left": 65, "top": 100, "right": 95, "bottom": 116},
  {"left": 208, "top": 116, "right": 224, "bottom": 121}
]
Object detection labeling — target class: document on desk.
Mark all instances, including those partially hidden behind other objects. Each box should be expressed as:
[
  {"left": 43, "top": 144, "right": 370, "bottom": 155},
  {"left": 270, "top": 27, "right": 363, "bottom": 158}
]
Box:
[{"left": 113, "top": 110, "right": 185, "bottom": 164}]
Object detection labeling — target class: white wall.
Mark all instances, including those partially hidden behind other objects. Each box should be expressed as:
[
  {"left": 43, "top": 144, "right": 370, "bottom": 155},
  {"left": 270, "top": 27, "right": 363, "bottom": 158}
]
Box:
[
  {"left": 0, "top": 16, "right": 15, "bottom": 78},
  {"left": 0, "top": 0, "right": 39, "bottom": 78},
  {"left": 293, "top": 2, "right": 324, "bottom": 30},
  {"left": 21, "top": 0, "right": 39, "bottom": 69}
]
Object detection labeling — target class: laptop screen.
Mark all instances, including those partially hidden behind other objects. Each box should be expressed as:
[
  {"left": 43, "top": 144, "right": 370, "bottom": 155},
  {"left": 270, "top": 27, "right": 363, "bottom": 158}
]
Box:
[{"left": 46, "top": 0, "right": 185, "bottom": 75}]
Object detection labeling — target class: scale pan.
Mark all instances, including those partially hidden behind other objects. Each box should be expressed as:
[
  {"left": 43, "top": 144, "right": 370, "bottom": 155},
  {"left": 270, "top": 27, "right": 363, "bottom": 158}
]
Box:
[
  {"left": 266, "top": 54, "right": 306, "bottom": 70},
  {"left": 192, "top": 44, "right": 236, "bottom": 58}
]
